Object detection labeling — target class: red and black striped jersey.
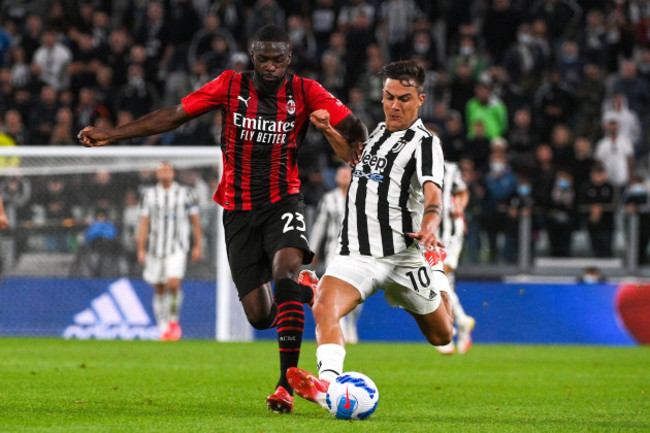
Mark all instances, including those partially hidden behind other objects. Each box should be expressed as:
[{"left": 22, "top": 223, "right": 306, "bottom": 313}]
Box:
[{"left": 181, "top": 70, "right": 352, "bottom": 211}]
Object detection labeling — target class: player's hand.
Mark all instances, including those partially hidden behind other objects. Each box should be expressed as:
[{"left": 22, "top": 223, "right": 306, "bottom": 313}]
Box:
[
  {"left": 0, "top": 214, "right": 9, "bottom": 230},
  {"left": 348, "top": 140, "right": 364, "bottom": 166},
  {"left": 137, "top": 248, "right": 146, "bottom": 265},
  {"left": 191, "top": 245, "right": 202, "bottom": 262},
  {"left": 309, "top": 109, "right": 331, "bottom": 132},
  {"left": 77, "top": 126, "right": 113, "bottom": 147},
  {"left": 407, "top": 230, "right": 445, "bottom": 253}
]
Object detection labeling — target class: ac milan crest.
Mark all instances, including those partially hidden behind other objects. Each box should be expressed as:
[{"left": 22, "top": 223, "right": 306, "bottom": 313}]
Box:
[{"left": 287, "top": 99, "right": 296, "bottom": 115}]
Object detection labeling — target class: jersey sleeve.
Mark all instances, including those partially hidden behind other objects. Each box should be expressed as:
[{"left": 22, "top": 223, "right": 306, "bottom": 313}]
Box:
[
  {"left": 181, "top": 70, "right": 234, "bottom": 117},
  {"left": 186, "top": 188, "right": 200, "bottom": 215},
  {"left": 302, "top": 78, "right": 352, "bottom": 127},
  {"left": 451, "top": 164, "right": 467, "bottom": 193},
  {"left": 417, "top": 134, "right": 445, "bottom": 189},
  {"left": 138, "top": 189, "right": 151, "bottom": 217}
]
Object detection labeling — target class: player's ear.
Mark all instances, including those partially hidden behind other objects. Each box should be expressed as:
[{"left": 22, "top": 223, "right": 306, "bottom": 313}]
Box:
[{"left": 419, "top": 92, "right": 426, "bottom": 107}]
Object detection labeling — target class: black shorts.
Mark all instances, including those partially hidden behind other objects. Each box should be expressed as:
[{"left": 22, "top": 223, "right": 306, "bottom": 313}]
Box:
[{"left": 223, "top": 194, "right": 315, "bottom": 299}]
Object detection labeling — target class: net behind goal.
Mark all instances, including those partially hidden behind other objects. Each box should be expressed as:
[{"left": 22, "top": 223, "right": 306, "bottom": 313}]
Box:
[{"left": 0, "top": 146, "right": 250, "bottom": 341}]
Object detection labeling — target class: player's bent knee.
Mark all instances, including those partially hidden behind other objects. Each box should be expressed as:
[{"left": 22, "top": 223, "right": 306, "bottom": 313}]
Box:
[
  {"left": 250, "top": 313, "right": 276, "bottom": 330},
  {"left": 312, "top": 302, "right": 340, "bottom": 327}
]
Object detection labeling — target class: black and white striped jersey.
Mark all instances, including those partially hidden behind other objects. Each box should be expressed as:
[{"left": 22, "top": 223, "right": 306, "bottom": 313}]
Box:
[
  {"left": 439, "top": 161, "right": 467, "bottom": 245},
  {"left": 139, "top": 182, "right": 200, "bottom": 257},
  {"left": 311, "top": 188, "right": 347, "bottom": 266},
  {"left": 339, "top": 118, "right": 444, "bottom": 258}
]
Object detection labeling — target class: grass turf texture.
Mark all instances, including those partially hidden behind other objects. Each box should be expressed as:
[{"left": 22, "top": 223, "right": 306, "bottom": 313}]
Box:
[{"left": 1, "top": 338, "right": 648, "bottom": 433}]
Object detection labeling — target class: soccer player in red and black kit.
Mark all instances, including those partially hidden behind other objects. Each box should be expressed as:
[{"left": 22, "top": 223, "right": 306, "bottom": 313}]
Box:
[{"left": 78, "top": 25, "right": 368, "bottom": 414}]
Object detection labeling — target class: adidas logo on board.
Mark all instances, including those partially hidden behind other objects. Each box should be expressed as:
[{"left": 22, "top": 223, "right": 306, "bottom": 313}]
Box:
[{"left": 63, "top": 278, "right": 160, "bottom": 340}]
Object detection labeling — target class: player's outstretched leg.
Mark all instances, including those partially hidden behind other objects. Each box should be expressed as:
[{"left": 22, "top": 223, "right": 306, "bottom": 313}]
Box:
[
  {"left": 286, "top": 367, "right": 330, "bottom": 408},
  {"left": 266, "top": 273, "right": 319, "bottom": 413}
]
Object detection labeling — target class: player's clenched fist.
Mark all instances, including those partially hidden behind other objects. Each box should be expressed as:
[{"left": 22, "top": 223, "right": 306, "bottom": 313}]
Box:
[
  {"left": 77, "top": 126, "right": 112, "bottom": 147},
  {"left": 310, "top": 109, "right": 331, "bottom": 131}
]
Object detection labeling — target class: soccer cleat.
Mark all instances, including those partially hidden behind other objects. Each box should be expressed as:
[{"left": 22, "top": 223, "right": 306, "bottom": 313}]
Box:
[
  {"left": 167, "top": 321, "right": 182, "bottom": 341},
  {"left": 436, "top": 341, "right": 456, "bottom": 355},
  {"left": 298, "top": 270, "right": 319, "bottom": 308},
  {"left": 286, "top": 367, "right": 329, "bottom": 408},
  {"left": 456, "top": 316, "right": 475, "bottom": 354},
  {"left": 425, "top": 248, "right": 447, "bottom": 267},
  {"left": 266, "top": 386, "right": 294, "bottom": 414}
]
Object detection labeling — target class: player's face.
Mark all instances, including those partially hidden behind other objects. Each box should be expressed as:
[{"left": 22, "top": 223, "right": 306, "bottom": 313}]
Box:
[
  {"left": 156, "top": 163, "right": 175, "bottom": 184},
  {"left": 250, "top": 41, "right": 292, "bottom": 93},
  {"left": 382, "top": 78, "right": 425, "bottom": 131}
]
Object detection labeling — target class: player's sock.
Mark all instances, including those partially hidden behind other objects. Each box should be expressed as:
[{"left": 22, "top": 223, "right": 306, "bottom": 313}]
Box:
[
  {"left": 153, "top": 293, "right": 168, "bottom": 333},
  {"left": 447, "top": 272, "right": 469, "bottom": 326},
  {"left": 316, "top": 343, "right": 345, "bottom": 384},
  {"left": 169, "top": 289, "right": 183, "bottom": 323},
  {"left": 275, "top": 278, "right": 305, "bottom": 394}
]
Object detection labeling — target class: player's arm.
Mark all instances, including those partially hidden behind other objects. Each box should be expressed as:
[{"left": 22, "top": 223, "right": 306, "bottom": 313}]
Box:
[
  {"left": 408, "top": 181, "right": 445, "bottom": 251},
  {"left": 190, "top": 213, "right": 202, "bottom": 262},
  {"left": 452, "top": 188, "right": 469, "bottom": 218},
  {"left": 0, "top": 199, "right": 8, "bottom": 229},
  {"left": 310, "top": 110, "right": 368, "bottom": 166},
  {"left": 78, "top": 104, "right": 194, "bottom": 147},
  {"left": 334, "top": 113, "right": 368, "bottom": 165},
  {"left": 136, "top": 215, "right": 149, "bottom": 265}
]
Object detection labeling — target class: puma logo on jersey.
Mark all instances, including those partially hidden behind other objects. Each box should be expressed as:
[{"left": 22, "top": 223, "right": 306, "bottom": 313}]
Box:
[{"left": 237, "top": 96, "right": 251, "bottom": 107}]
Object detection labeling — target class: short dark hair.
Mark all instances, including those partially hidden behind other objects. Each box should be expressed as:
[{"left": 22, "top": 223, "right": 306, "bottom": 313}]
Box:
[
  {"left": 252, "top": 25, "right": 290, "bottom": 45},
  {"left": 381, "top": 60, "right": 425, "bottom": 93}
]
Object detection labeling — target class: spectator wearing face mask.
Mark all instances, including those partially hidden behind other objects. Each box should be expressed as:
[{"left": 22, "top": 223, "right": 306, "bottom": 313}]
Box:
[
  {"left": 481, "top": 153, "right": 517, "bottom": 262},
  {"left": 579, "top": 163, "right": 616, "bottom": 258},
  {"left": 578, "top": 266, "right": 605, "bottom": 284},
  {"left": 449, "top": 35, "right": 486, "bottom": 81},
  {"left": 505, "top": 176, "right": 535, "bottom": 263},
  {"left": 546, "top": 169, "right": 576, "bottom": 257},
  {"left": 503, "top": 23, "right": 546, "bottom": 95}
]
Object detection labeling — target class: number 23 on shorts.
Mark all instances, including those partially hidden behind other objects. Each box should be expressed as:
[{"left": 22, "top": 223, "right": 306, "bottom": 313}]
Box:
[{"left": 281, "top": 212, "right": 306, "bottom": 233}]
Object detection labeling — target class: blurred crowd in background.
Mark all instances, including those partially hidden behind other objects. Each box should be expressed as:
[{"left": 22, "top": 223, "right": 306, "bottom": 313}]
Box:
[{"left": 1, "top": 0, "right": 650, "bottom": 269}]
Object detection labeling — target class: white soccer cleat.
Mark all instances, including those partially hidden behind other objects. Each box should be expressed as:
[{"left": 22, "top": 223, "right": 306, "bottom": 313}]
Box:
[
  {"left": 456, "top": 316, "right": 475, "bottom": 354},
  {"left": 436, "top": 340, "right": 456, "bottom": 355}
]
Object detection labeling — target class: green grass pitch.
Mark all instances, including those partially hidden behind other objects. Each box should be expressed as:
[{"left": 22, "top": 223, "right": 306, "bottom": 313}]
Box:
[{"left": 1, "top": 338, "right": 648, "bottom": 432}]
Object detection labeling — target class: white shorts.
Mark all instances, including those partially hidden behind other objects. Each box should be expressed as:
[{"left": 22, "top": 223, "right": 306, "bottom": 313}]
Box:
[
  {"left": 143, "top": 250, "right": 187, "bottom": 285},
  {"left": 324, "top": 244, "right": 450, "bottom": 315},
  {"left": 442, "top": 217, "right": 465, "bottom": 270}
]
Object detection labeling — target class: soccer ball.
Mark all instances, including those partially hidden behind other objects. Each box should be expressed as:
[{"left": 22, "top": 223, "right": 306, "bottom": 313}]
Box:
[{"left": 326, "top": 372, "right": 379, "bottom": 420}]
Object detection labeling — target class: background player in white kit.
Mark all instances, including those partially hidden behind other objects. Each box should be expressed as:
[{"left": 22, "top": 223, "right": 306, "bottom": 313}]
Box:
[
  {"left": 310, "top": 164, "right": 362, "bottom": 344},
  {"left": 137, "top": 162, "right": 203, "bottom": 341},
  {"left": 287, "top": 60, "right": 454, "bottom": 407},
  {"left": 435, "top": 157, "right": 475, "bottom": 354}
]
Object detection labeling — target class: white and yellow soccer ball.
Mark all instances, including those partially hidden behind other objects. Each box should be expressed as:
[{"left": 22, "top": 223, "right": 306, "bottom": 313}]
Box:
[{"left": 326, "top": 372, "right": 379, "bottom": 420}]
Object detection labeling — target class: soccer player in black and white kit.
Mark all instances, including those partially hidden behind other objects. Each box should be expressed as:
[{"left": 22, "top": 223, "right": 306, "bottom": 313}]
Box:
[
  {"left": 310, "top": 164, "right": 363, "bottom": 344},
  {"left": 435, "top": 158, "right": 475, "bottom": 355},
  {"left": 137, "top": 162, "right": 203, "bottom": 341},
  {"left": 287, "top": 61, "right": 454, "bottom": 407}
]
